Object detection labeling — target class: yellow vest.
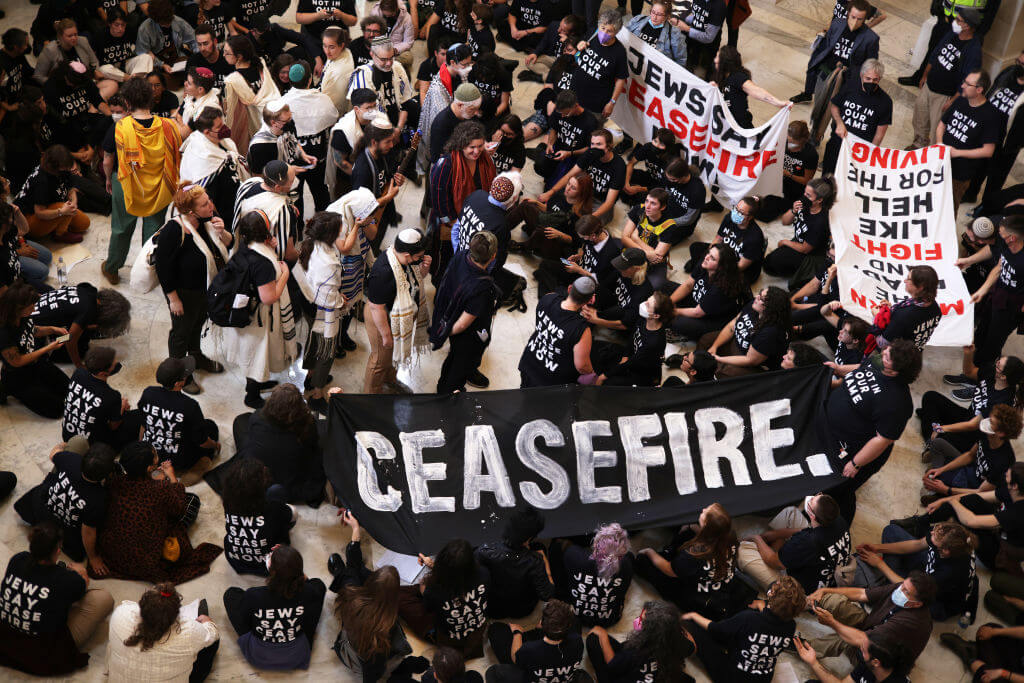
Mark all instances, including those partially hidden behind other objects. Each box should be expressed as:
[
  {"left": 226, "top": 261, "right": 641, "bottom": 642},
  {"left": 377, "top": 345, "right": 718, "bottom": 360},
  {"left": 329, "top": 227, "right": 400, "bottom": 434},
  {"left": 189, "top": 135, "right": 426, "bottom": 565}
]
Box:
[{"left": 943, "top": 0, "right": 987, "bottom": 17}]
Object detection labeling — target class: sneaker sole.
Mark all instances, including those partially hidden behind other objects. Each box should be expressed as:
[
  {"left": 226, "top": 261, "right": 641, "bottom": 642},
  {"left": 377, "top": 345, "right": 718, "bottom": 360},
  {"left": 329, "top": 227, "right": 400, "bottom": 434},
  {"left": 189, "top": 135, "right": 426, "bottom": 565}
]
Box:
[
  {"left": 942, "top": 377, "right": 975, "bottom": 388},
  {"left": 949, "top": 392, "right": 973, "bottom": 404}
]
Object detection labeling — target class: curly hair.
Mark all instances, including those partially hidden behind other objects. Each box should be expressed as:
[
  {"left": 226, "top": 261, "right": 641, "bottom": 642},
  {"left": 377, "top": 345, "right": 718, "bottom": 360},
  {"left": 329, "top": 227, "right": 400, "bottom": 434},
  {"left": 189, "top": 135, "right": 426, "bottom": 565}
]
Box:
[
  {"left": 261, "top": 383, "right": 315, "bottom": 437},
  {"left": 682, "top": 503, "right": 737, "bottom": 581},
  {"left": 753, "top": 286, "right": 791, "bottom": 335},
  {"left": 591, "top": 523, "right": 630, "bottom": 580},
  {"left": 990, "top": 403, "right": 1023, "bottom": 440},
  {"left": 443, "top": 120, "right": 487, "bottom": 155},
  {"left": 885, "top": 339, "right": 922, "bottom": 384},
  {"left": 706, "top": 244, "right": 746, "bottom": 300},
  {"left": 125, "top": 583, "right": 182, "bottom": 651},
  {"left": 94, "top": 288, "right": 132, "bottom": 339},
  {"left": 930, "top": 521, "right": 977, "bottom": 558},
  {"left": 623, "top": 600, "right": 690, "bottom": 681},
  {"left": 766, "top": 576, "right": 805, "bottom": 621},
  {"left": 221, "top": 457, "right": 270, "bottom": 517}
]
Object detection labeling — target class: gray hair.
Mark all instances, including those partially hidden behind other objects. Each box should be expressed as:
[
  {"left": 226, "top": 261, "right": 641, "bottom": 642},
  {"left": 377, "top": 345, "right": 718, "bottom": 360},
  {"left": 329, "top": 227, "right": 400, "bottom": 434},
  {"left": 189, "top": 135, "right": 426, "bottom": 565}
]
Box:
[
  {"left": 597, "top": 8, "right": 623, "bottom": 31},
  {"left": 370, "top": 37, "right": 395, "bottom": 57},
  {"left": 861, "top": 59, "right": 884, "bottom": 78}
]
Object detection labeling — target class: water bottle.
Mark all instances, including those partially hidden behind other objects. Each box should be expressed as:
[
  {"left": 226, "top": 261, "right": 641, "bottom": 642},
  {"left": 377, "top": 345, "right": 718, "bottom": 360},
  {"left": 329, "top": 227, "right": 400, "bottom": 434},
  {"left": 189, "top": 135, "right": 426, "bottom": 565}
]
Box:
[
  {"left": 956, "top": 612, "right": 971, "bottom": 636},
  {"left": 56, "top": 257, "right": 67, "bottom": 287}
]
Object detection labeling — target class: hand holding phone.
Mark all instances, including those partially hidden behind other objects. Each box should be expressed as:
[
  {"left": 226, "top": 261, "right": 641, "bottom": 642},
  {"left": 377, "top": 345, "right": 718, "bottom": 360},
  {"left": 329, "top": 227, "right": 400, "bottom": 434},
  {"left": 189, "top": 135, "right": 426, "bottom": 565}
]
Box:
[{"left": 55, "top": 333, "right": 71, "bottom": 344}]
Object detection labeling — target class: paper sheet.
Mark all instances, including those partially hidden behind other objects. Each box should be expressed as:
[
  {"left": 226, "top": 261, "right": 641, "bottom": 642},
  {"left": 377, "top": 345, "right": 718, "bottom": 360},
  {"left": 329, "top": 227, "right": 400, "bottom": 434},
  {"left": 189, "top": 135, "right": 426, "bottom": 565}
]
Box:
[
  {"left": 375, "top": 549, "right": 427, "bottom": 585},
  {"left": 171, "top": 61, "right": 188, "bottom": 73},
  {"left": 179, "top": 598, "right": 201, "bottom": 621}
]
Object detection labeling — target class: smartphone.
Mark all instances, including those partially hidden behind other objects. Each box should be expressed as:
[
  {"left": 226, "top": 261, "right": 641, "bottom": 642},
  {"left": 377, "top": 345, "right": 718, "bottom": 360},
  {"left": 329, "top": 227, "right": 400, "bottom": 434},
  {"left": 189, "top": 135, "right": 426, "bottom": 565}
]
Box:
[
  {"left": 560, "top": 258, "right": 574, "bottom": 266},
  {"left": 813, "top": 600, "right": 822, "bottom": 610},
  {"left": 55, "top": 333, "right": 71, "bottom": 344}
]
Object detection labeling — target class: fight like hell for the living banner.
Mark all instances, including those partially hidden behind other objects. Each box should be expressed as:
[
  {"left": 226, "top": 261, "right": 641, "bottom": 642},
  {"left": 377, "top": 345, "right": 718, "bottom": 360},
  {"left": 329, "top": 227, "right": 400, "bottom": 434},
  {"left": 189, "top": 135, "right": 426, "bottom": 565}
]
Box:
[
  {"left": 324, "top": 367, "right": 842, "bottom": 554},
  {"left": 610, "top": 28, "right": 790, "bottom": 205},
  {"left": 832, "top": 137, "right": 974, "bottom": 346}
]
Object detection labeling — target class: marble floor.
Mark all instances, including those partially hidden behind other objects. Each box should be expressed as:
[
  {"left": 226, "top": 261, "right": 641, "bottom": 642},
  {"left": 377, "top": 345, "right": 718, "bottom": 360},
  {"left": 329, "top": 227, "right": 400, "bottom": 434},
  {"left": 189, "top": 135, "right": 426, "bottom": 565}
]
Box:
[{"left": 1, "top": 0, "right": 1022, "bottom": 680}]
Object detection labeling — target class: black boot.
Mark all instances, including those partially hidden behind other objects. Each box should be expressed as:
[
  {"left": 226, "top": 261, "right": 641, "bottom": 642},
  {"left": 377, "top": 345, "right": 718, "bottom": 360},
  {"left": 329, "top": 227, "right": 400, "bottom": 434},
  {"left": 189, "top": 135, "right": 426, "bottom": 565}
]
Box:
[
  {"left": 245, "top": 379, "right": 266, "bottom": 409},
  {"left": 939, "top": 633, "right": 977, "bottom": 669}
]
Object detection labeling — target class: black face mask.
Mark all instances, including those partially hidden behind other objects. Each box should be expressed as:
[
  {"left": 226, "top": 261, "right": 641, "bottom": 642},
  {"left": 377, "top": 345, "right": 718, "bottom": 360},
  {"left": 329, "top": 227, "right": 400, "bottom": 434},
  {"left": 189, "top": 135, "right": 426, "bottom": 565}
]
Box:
[
  {"left": 409, "top": 257, "right": 424, "bottom": 265},
  {"left": 863, "top": 81, "right": 878, "bottom": 94},
  {"left": 1013, "top": 64, "right": 1024, "bottom": 81},
  {"left": 282, "top": 119, "right": 297, "bottom": 134},
  {"left": 109, "top": 362, "right": 123, "bottom": 375}
]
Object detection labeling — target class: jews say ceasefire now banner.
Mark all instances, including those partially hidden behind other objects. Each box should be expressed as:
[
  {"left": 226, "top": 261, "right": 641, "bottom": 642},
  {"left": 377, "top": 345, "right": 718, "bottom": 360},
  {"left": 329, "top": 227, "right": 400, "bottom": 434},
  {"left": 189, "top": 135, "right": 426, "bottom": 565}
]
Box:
[
  {"left": 832, "top": 137, "right": 974, "bottom": 346},
  {"left": 324, "top": 367, "right": 842, "bottom": 554},
  {"left": 610, "top": 28, "right": 790, "bottom": 206}
]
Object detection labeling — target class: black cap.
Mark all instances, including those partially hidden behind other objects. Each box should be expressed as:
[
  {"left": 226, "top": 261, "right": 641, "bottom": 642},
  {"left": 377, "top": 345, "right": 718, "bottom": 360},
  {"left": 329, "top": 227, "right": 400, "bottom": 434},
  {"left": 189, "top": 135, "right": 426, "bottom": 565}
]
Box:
[
  {"left": 612, "top": 247, "right": 646, "bottom": 271},
  {"left": 956, "top": 7, "right": 981, "bottom": 28},
  {"left": 156, "top": 356, "right": 196, "bottom": 388},
  {"left": 263, "top": 159, "right": 290, "bottom": 185}
]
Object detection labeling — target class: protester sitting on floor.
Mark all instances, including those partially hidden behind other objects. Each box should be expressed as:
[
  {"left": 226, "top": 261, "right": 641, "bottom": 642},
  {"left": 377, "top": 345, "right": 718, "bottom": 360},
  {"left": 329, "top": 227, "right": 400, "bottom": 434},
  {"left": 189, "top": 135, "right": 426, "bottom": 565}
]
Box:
[
  {"left": 221, "top": 457, "right": 295, "bottom": 576},
  {"left": 474, "top": 506, "right": 554, "bottom": 619},
  {"left": 941, "top": 621, "right": 1024, "bottom": 683},
  {"left": 794, "top": 635, "right": 911, "bottom": 683},
  {"left": 487, "top": 599, "right": 587, "bottom": 683},
  {"left": 0, "top": 282, "right": 71, "bottom": 418},
  {"left": 587, "top": 600, "right": 696, "bottom": 683},
  {"left": 223, "top": 545, "right": 326, "bottom": 671},
  {"left": 550, "top": 523, "right": 634, "bottom": 628}
]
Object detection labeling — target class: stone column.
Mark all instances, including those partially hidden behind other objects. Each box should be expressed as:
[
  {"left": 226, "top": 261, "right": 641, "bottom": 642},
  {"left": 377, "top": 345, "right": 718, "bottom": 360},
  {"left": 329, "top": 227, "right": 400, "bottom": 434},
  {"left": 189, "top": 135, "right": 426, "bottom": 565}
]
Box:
[{"left": 982, "top": 0, "right": 1024, "bottom": 75}]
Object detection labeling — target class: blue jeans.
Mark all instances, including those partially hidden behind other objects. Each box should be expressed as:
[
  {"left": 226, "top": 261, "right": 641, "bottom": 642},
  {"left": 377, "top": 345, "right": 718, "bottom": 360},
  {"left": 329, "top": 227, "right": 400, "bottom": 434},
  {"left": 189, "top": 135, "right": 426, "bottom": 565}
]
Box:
[
  {"left": 19, "top": 240, "right": 53, "bottom": 292},
  {"left": 880, "top": 524, "right": 929, "bottom": 576}
]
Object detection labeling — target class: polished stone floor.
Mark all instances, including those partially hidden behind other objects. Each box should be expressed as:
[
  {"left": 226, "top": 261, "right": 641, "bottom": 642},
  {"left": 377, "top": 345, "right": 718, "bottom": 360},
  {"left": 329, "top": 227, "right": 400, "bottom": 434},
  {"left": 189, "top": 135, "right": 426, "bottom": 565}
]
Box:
[{"left": 0, "top": 0, "right": 1021, "bottom": 680}]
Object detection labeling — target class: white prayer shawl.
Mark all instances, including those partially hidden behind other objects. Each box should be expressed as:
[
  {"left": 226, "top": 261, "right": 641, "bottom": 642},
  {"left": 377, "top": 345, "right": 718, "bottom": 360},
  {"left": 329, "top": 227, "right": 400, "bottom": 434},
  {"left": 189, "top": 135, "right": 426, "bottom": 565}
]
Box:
[
  {"left": 325, "top": 109, "right": 364, "bottom": 198},
  {"left": 178, "top": 133, "right": 245, "bottom": 188},
  {"left": 233, "top": 177, "right": 296, "bottom": 260},
  {"left": 180, "top": 217, "right": 230, "bottom": 288},
  {"left": 180, "top": 88, "right": 222, "bottom": 125},
  {"left": 293, "top": 242, "right": 344, "bottom": 339},
  {"left": 346, "top": 63, "right": 413, "bottom": 123},
  {"left": 223, "top": 64, "right": 280, "bottom": 154},
  {"left": 211, "top": 241, "right": 298, "bottom": 382},
  {"left": 280, "top": 87, "right": 339, "bottom": 137},
  {"left": 386, "top": 246, "right": 429, "bottom": 369},
  {"left": 321, "top": 51, "right": 355, "bottom": 115}
]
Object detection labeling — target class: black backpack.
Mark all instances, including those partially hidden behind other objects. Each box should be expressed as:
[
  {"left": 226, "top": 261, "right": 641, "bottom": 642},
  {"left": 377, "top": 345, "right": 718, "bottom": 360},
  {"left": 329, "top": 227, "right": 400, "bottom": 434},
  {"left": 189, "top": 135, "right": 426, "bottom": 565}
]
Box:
[{"left": 207, "top": 249, "right": 258, "bottom": 328}]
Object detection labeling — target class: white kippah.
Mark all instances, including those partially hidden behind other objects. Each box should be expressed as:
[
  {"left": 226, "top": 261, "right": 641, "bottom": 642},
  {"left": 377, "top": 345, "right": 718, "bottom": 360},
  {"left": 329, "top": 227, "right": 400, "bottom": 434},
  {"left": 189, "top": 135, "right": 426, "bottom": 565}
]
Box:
[{"left": 265, "top": 99, "right": 287, "bottom": 114}]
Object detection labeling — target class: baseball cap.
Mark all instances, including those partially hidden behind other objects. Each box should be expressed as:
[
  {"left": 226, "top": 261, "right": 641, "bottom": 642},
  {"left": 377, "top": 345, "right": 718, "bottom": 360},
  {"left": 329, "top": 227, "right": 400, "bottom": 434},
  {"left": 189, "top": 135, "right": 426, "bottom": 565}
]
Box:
[
  {"left": 156, "top": 356, "right": 196, "bottom": 388},
  {"left": 612, "top": 248, "right": 646, "bottom": 271}
]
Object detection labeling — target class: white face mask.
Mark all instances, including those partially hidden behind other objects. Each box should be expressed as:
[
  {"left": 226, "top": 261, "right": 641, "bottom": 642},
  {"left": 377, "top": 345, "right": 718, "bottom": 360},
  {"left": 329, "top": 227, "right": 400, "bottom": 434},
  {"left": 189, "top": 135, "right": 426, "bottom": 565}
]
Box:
[
  {"left": 952, "top": 21, "right": 963, "bottom": 34},
  {"left": 980, "top": 418, "right": 996, "bottom": 435},
  {"left": 803, "top": 495, "right": 815, "bottom": 514},
  {"left": 639, "top": 302, "right": 651, "bottom": 319},
  {"left": 112, "top": 113, "right": 125, "bottom": 122}
]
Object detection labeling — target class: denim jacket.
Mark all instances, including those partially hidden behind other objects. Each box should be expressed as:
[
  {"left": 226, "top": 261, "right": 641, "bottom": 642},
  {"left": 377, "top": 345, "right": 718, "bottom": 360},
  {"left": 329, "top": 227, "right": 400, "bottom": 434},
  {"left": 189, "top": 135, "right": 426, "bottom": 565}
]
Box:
[
  {"left": 626, "top": 15, "right": 687, "bottom": 67},
  {"left": 136, "top": 17, "right": 198, "bottom": 67}
]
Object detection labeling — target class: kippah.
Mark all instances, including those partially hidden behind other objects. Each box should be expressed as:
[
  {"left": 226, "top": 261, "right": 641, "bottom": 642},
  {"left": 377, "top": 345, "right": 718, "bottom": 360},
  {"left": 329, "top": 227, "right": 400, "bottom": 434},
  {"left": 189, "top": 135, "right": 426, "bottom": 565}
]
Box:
[
  {"left": 288, "top": 63, "right": 306, "bottom": 83},
  {"left": 194, "top": 66, "right": 214, "bottom": 78},
  {"left": 454, "top": 83, "right": 481, "bottom": 103},
  {"left": 69, "top": 61, "right": 87, "bottom": 74}
]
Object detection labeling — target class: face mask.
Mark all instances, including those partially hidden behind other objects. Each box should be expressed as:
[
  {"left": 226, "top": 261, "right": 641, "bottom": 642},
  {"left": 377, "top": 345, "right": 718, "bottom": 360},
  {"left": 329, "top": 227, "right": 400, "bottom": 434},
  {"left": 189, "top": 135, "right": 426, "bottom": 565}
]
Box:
[
  {"left": 111, "top": 113, "right": 124, "bottom": 122},
  {"left": 597, "top": 30, "right": 612, "bottom": 44},
  {"left": 648, "top": 17, "right": 664, "bottom": 28},
  {"left": 265, "top": 552, "right": 273, "bottom": 571},
  {"left": 410, "top": 257, "right": 424, "bottom": 265},
  {"left": 952, "top": 21, "right": 963, "bottom": 34},
  {"left": 450, "top": 64, "right": 469, "bottom": 77},
  {"left": 639, "top": 302, "right": 651, "bottom": 319},
  {"left": 1013, "top": 64, "right": 1024, "bottom": 80},
  {"left": 863, "top": 82, "right": 878, "bottom": 94},
  {"left": 633, "top": 615, "right": 644, "bottom": 631},
  {"left": 890, "top": 586, "right": 910, "bottom": 608},
  {"left": 803, "top": 495, "right": 815, "bottom": 514},
  {"left": 980, "top": 417, "right": 996, "bottom": 435},
  {"left": 109, "top": 362, "right": 123, "bottom": 375},
  {"left": 787, "top": 142, "right": 800, "bottom": 151},
  {"left": 730, "top": 208, "right": 744, "bottom": 225},
  {"left": 283, "top": 120, "right": 297, "bottom": 134}
]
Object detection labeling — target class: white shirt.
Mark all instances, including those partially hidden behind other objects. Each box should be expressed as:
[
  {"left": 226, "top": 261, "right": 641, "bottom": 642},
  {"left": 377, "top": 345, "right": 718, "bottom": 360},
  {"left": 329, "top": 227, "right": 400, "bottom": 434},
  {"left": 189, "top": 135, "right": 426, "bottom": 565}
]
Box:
[{"left": 106, "top": 602, "right": 219, "bottom": 683}]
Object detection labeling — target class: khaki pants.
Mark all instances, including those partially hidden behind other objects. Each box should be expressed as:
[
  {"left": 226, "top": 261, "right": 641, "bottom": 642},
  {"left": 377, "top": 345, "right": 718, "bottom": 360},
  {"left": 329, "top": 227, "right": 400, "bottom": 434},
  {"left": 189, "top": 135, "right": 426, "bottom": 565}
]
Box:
[
  {"left": 363, "top": 315, "right": 397, "bottom": 394},
  {"left": 807, "top": 593, "right": 868, "bottom": 661},
  {"left": 395, "top": 50, "right": 413, "bottom": 75},
  {"left": 26, "top": 202, "right": 90, "bottom": 238},
  {"left": 68, "top": 588, "right": 115, "bottom": 648},
  {"left": 736, "top": 505, "right": 810, "bottom": 590},
  {"left": 912, "top": 84, "right": 950, "bottom": 148}
]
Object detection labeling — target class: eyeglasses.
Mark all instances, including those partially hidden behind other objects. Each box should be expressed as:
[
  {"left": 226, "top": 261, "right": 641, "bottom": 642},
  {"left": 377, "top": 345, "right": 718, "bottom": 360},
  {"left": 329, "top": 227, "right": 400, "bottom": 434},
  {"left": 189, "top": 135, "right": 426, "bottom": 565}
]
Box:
[{"left": 963, "top": 79, "right": 981, "bottom": 88}]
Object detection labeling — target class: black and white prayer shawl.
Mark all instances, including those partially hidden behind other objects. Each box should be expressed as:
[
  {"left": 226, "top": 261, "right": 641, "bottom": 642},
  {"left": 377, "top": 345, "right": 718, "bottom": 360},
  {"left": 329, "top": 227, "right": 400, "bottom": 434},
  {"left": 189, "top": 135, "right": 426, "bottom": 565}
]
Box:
[
  {"left": 164, "top": 133, "right": 249, "bottom": 222},
  {"left": 232, "top": 177, "right": 299, "bottom": 260},
  {"left": 325, "top": 109, "right": 365, "bottom": 198}
]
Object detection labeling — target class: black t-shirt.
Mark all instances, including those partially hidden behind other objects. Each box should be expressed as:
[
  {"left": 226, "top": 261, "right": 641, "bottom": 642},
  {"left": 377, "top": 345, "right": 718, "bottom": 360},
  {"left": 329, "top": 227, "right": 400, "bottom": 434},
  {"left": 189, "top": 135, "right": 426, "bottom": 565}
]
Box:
[
  {"left": 0, "top": 228, "right": 20, "bottom": 287},
  {"left": 456, "top": 190, "right": 510, "bottom": 252},
  {"left": 467, "top": 25, "right": 496, "bottom": 57},
  {"left": 349, "top": 37, "right": 372, "bottom": 68},
  {"left": 783, "top": 142, "right": 818, "bottom": 200},
  {"left": 708, "top": 608, "right": 794, "bottom": 682},
  {"left": 138, "top": 385, "right": 209, "bottom": 465},
  {"left": 14, "top": 166, "right": 72, "bottom": 215},
  {"left": 835, "top": 343, "right": 864, "bottom": 366},
  {"left": 562, "top": 543, "right": 633, "bottom": 627},
  {"left": 422, "top": 566, "right": 491, "bottom": 642},
  {"left": 995, "top": 485, "right": 1024, "bottom": 546},
  {"left": 575, "top": 150, "right": 625, "bottom": 200},
  {"left": 849, "top": 659, "right": 909, "bottom": 683},
  {"left": 549, "top": 109, "right": 599, "bottom": 153},
  {"left": 441, "top": 252, "right": 497, "bottom": 336},
  {"left": 470, "top": 68, "right": 512, "bottom": 121},
  {"left": 629, "top": 142, "right": 668, "bottom": 186},
  {"left": 237, "top": 64, "right": 264, "bottom": 94},
  {"left": 93, "top": 28, "right": 137, "bottom": 67},
  {"left": 881, "top": 298, "right": 941, "bottom": 349},
  {"left": 664, "top": 174, "right": 706, "bottom": 219},
  {"left": 579, "top": 235, "right": 620, "bottom": 286},
  {"left": 690, "top": 267, "right": 738, "bottom": 319},
  {"left": 717, "top": 215, "right": 766, "bottom": 268},
  {"left": 235, "top": 0, "right": 273, "bottom": 26},
  {"left": 224, "top": 501, "right": 294, "bottom": 573},
  {"left": 778, "top": 519, "right": 852, "bottom": 593},
  {"left": 296, "top": 0, "right": 356, "bottom": 39},
  {"left": 31, "top": 283, "right": 99, "bottom": 330},
  {"left": 574, "top": 38, "right": 627, "bottom": 113},
  {"left": 731, "top": 303, "right": 787, "bottom": 369},
  {"left": 519, "top": 293, "right": 589, "bottom": 387},
  {"left": 43, "top": 78, "right": 102, "bottom": 125},
  {"left": 182, "top": 3, "right": 233, "bottom": 42},
  {"left": 941, "top": 97, "right": 1002, "bottom": 180},
  {"left": 969, "top": 370, "right": 1014, "bottom": 419},
  {"left": 493, "top": 139, "right": 526, "bottom": 173},
  {"left": 975, "top": 437, "right": 1015, "bottom": 486},
  {"left": 433, "top": 0, "right": 463, "bottom": 33},
  {"left": 833, "top": 0, "right": 879, "bottom": 21},
  {"left": 927, "top": 34, "right": 983, "bottom": 97},
  {"left": 0, "top": 51, "right": 31, "bottom": 104},
  {"left": 36, "top": 451, "right": 109, "bottom": 533},
  {"left": 152, "top": 90, "right": 180, "bottom": 119},
  {"left": 826, "top": 358, "right": 913, "bottom": 454},
  {"left": 512, "top": 0, "right": 548, "bottom": 30},
  {"left": 371, "top": 66, "right": 400, "bottom": 125},
  {"left": 924, "top": 534, "right": 975, "bottom": 617},
  {"left": 241, "top": 581, "right": 324, "bottom": 643},
  {"left": 790, "top": 207, "right": 829, "bottom": 253},
  {"left": 688, "top": 0, "right": 725, "bottom": 33},
  {"left": 827, "top": 26, "right": 859, "bottom": 69},
  {"left": 994, "top": 237, "right": 1024, "bottom": 294},
  {"left": 0, "top": 552, "right": 86, "bottom": 635},
  {"left": 830, "top": 81, "right": 893, "bottom": 142},
  {"left": 989, "top": 78, "right": 1024, "bottom": 121},
  {"left": 186, "top": 51, "right": 233, "bottom": 91},
  {"left": 62, "top": 368, "right": 122, "bottom": 444},
  {"left": 417, "top": 58, "right": 442, "bottom": 83},
  {"left": 722, "top": 70, "right": 752, "bottom": 128},
  {"left": 671, "top": 545, "right": 737, "bottom": 615},
  {"left": 636, "top": 20, "right": 662, "bottom": 47},
  {"left": 0, "top": 318, "right": 36, "bottom": 366},
  {"left": 515, "top": 631, "right": 584, "bottom": 683},
  {"left": 606, "top": 643, "right": 690, "bottom": 683},
  {"left": 366, "top": 250, "right": 421, "bottom": 311},
  {"left": 608, "top": 274, "right": 654, "bottom": 329},
  {"left": 618, "top": 322, "right": 666, "bottom": 385},
  {"left": 430, "top": 107, "right": 462, "bottom": 161}
]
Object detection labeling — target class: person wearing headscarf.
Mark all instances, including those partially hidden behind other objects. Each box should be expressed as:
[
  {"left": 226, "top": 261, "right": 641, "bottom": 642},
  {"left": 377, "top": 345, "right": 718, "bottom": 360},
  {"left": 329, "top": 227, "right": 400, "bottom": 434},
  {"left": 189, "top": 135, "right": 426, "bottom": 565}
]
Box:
[
  {"left": 363, "top": 228, "right": 432, "bottom": 394},
  {"left": 281, "top": 61, "right": 339, "bottom": 213}
]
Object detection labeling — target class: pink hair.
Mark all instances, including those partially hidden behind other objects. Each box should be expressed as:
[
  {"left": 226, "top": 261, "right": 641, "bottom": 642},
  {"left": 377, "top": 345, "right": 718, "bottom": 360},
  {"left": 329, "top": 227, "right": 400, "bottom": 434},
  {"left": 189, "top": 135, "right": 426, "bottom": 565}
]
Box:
[{"left": 590, "top": 523, "right": 629, "bottom": 580}]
